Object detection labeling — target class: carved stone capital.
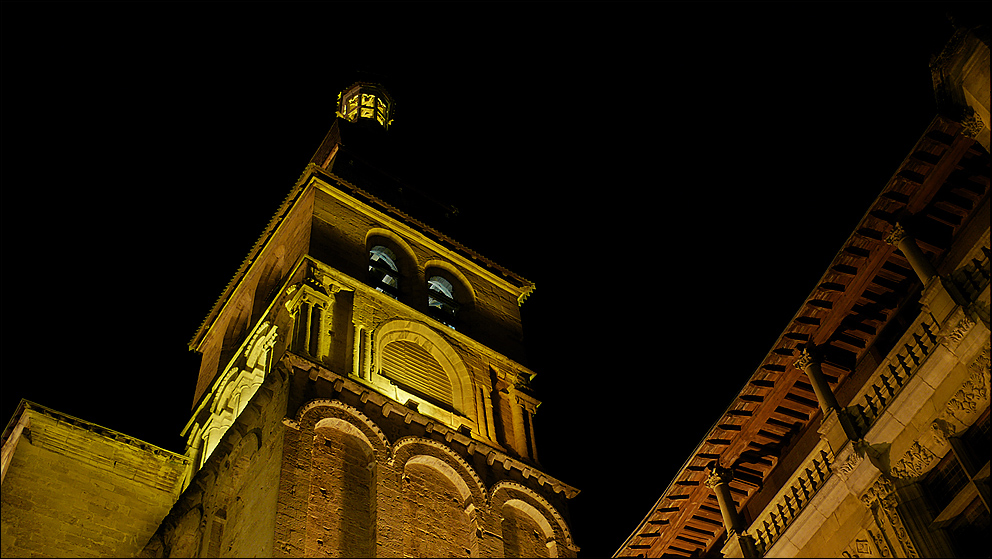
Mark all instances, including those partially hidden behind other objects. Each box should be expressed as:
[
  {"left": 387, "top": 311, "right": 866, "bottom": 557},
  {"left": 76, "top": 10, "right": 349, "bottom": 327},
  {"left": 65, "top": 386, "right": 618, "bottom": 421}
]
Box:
[
  {"left": 793, "top": 344, "right": 821, "bottom": 370},
  {"left": 884, "top": 222, "right": 908, "bottom": 247},
  {"left": 958, "top": 106, "right": 985, "bottom": 139},
  {"left": 704, "top": 465, "right": 733, "bottom": 488}
]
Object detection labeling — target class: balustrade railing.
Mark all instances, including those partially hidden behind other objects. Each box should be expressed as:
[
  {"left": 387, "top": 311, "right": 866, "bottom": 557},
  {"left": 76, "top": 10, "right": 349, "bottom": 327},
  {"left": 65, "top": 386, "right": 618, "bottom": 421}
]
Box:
[
  {"left": 749, "top": 443, "right": 833, "bottom": 555},
  {"left": 846, "top": 313, "right": 940, "bottom": 438}
]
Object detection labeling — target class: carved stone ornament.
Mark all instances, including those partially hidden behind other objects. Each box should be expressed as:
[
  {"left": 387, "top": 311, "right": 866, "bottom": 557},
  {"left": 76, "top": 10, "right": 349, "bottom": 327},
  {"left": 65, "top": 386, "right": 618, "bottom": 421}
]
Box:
[
  {"left": 704, "top": 465, "right": 734, "bottom": 488},
  {"left": 860, "top": 476, "right": 895, "bottom": 508},
  {"left": 890, "top": 441, "right": 937, "bottom": 479},
  {"left": 884, "top": 223, "right": 908, "bottom": 247},
  {"left": 958, "top": 106, "right": 985, "bottom": 139},
  {"left": 793, "top": 344, "right": 821, "bottom": 370},
  {"left": 930, "top": 420, "right": 956, "bottom": 448},
  {"left": 869, "top": 528, "right": 891, "bottom": 558},
  {"left": 244, "top": 321, "right": 279, "bottom": 369},
  {"left": 938, "top": 311, "right": 976, "bottom": 353},
  {"left": 945, "top": 344, "right": 991, "bottom": 421},
  {"left": 861, "top": 477, "right": 920, "bottom": 558},
  {"left": 836, "top": 441, "right": 867, "bottom": 481}
]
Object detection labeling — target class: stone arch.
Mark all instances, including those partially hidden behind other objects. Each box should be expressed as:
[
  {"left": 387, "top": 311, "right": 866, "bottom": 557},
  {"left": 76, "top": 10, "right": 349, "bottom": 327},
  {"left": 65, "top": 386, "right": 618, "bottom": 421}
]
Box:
[
  {"left": 166, "top": 506, "right": 203, "bottom": 558},
  {"left": 220, "top": 303, "right": 250, "bottom": 370},
  {"left": 502, "top": 499, "right": 556, "bottom": 558},
  {"left": 406, "top": 454, "right": 472, "bottom": 504},
  {"left": 295, "top": 399, "right": 390, "bottom": 461},
  {"left": 315, "top": 417, "right": 374, "bottom": 459},
  {"left": 491, "top": 481, "right": 576, "bottom": 554},
  {"left": 308, "top": 414, "right": 377, "bottom": 557},
  {"left": 393, "top": 437, "right": 483, "bottom": 558},
  {"left": 423, "top": 259, "right": 476, "bottom": 307},
  {"left": 250, "top": 245, "right": 286, "bottom": 326},
  {"left": 375, "top": 320, "right": 475, "bottom": 421},
  {"left": 366, "top": 228, "right": 419, "bottom": 296},
  {"left": 391, "top": 436, "right": 487, "bottom": 503},
  {"left": 226, "top": 428, "right": 260, "bottom": 487}
]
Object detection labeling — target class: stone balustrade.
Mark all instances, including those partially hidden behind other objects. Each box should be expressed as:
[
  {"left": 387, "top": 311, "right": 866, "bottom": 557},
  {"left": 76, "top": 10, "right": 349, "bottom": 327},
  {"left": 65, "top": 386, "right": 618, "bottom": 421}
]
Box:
[
  {"left": 846, "top": 313, "right": 940, "bottom": 438},
  {"left": 748, "top": 440, "right": 834, "bottom": 555}
]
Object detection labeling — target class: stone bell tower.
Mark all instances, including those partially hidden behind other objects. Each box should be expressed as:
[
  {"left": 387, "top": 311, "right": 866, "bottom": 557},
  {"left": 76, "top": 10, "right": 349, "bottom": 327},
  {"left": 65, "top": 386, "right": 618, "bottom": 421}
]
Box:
[{"left": 139, "top": 82, "right": 580, "bottom": 558}]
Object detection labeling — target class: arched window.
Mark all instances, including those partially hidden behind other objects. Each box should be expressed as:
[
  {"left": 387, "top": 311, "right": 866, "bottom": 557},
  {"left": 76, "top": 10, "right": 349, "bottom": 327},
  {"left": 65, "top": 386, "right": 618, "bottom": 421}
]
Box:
[
  {"left": 427, "top": 275, "right": 459, "bottom": 328},
  {"left": 369, "top": 246, "right": 400, "bottom": 299}
]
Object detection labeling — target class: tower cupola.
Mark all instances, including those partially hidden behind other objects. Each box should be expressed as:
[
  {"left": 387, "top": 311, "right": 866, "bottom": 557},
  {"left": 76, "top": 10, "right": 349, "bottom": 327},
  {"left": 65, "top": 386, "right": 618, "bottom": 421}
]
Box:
[{"left": 337, "top": 82, "right": 394, "bottom": 130}]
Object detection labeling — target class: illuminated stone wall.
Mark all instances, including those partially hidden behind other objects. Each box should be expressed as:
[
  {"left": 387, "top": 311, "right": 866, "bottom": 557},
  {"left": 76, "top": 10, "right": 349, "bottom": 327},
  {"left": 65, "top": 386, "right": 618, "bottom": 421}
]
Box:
[
  {"left": 272, "top": 372, "right": 578, "bottom": 558},
  {"left": 139, "top": 353, "right": 289, "bottom": 558},
  {"left": 0, "top": 404, "right": 188, "bottom": 558}
]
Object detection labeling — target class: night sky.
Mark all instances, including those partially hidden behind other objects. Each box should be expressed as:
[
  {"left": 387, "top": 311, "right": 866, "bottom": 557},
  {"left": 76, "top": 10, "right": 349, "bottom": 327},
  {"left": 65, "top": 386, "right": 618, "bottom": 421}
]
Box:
[{"left": 0, "top": 3, "right": 969, "bottom": 557}]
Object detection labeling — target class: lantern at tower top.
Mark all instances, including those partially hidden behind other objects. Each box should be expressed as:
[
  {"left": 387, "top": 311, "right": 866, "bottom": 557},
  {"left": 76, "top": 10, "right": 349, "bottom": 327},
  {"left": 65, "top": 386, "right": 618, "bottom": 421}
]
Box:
[{"left": 337, "top": 82, "right": 394, "bottom": 130}]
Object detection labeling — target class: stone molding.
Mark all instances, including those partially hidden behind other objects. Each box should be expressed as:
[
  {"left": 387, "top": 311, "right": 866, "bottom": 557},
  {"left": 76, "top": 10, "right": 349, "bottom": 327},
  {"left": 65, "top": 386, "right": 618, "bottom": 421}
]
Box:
[
  {"left": 860, "top": 477, "right": 920, "bottom": 559},
  {"left": 491, "top": 480, "right": 577, "bottom": 552},
  {"left": 292, "top": 398, "right": 391, "bottom": 462},
  {"left": 391, "top": 435, "right": 487, "bottom": 504},
  {"left": 282, "top": 358, "right": 579, "bottom": 500}
]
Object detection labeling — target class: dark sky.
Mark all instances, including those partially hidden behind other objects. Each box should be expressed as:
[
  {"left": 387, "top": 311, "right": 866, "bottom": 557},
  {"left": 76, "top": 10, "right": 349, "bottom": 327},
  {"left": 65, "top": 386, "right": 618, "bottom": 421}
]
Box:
[{"left": 1, "top": 3, "right": 967, "bottom": 557}]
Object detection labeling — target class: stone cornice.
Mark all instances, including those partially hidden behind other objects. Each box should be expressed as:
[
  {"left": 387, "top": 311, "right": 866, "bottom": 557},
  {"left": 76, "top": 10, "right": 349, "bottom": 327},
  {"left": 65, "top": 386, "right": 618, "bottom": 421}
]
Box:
[{"left": 6, "top": 400, "right": 190, "bottom": 493}]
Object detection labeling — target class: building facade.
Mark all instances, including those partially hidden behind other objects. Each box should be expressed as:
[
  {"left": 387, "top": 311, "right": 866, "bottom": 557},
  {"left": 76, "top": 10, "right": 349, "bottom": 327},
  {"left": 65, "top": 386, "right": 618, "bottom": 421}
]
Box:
[
  {"left": 616, "top": 22, "right": 989, "bottom": 559},
  {"left": 1, "top": 82, "right": 579, "bottom": 558}
]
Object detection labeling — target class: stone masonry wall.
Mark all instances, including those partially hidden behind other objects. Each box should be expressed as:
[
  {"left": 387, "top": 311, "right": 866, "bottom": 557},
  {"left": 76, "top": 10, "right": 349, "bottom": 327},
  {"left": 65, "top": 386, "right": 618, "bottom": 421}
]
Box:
[
  {"left": 1, "top": 406, "right": 188, "bottom": 558},
  {"left": 139, "top": 357, "right": 289, "bottom": 558},
  {"left": 274, "top": 359, "right": 579, "bottom": 558}
]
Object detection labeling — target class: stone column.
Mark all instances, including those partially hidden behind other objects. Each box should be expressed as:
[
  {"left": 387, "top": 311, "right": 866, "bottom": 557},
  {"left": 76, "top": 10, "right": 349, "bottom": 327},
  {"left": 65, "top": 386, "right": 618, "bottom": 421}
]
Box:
[
  {"left": 795, "top": 344, "right": 860, "bottom": 448},
  {"left": 705, "top": 465, "right": 758, "bottom": 558},
  {"left": 793, "top": 344, "right": 841, "bottom": 415},
  {"left": 884, "top": 222, "right": 937, "bottom": 285}
]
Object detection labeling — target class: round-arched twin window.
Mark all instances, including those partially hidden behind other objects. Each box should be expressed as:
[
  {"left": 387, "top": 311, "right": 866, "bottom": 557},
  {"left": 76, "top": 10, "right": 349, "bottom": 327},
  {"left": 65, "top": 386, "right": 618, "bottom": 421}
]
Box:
[
  {"left": 369, "top": 246, "right": 400, "bottom": 299},
  {"left": 427, "top": 276, "right": 459, "bottom": 328}
]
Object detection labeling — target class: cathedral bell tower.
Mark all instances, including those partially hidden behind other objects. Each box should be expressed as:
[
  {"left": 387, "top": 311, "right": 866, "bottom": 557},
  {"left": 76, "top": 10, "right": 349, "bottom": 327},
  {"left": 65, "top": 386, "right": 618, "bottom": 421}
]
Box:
[{"left": 142, "top": 82, "right": 580, "bottom": 557}]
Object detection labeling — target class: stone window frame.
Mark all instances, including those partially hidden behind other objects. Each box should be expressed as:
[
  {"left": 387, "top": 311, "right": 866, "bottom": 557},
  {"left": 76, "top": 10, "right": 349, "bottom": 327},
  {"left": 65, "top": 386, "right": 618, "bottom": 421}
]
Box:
[
  {"left": 923, "top": 406, "right": 990, "bottom": 553},
  {"left": 369, "top": 245, "right": 402, "bottom": 299}
]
